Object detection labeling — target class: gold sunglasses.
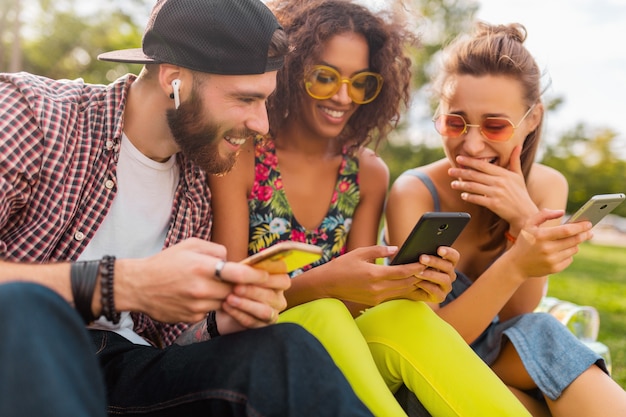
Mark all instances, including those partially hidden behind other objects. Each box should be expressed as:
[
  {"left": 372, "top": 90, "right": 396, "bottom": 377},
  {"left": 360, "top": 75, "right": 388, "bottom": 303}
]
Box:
[
  {"left": 433, "top": 104, "right": 536, "bottom": 142},
  {"left": 304, "top": 65, "right": 384, "bottom": 104}
]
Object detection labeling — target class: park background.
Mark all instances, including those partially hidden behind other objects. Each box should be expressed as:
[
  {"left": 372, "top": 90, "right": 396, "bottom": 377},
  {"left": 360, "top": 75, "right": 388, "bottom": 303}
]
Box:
[{"left": 1, "top": 0, "right": 624, "bottom": 388}]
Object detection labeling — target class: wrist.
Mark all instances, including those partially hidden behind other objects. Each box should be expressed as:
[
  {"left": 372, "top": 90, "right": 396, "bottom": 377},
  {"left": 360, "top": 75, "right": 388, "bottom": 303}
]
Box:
[
  {"left": 504, "top": 230, "right": 517, "bottom": 244},
  {"left": 111, "top": 258, "right": 138, "bottom": 312},
  {"left": 70, "top": 260, "right": 100, "bottom": 323}
]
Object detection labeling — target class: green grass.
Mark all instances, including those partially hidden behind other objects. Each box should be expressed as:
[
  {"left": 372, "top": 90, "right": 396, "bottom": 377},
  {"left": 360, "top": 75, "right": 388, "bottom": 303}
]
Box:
[{"left": 546, "top": 242, "right": 626, "bottom": 388}]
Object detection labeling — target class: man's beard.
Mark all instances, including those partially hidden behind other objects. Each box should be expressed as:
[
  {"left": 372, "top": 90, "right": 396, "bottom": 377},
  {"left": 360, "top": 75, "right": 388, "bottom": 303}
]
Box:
[{"left": 166, "top": 89, "right": 238, "bottom": 175}]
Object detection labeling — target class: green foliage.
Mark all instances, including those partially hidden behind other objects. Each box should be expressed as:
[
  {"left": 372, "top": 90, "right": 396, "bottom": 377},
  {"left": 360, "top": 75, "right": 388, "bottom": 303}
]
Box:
[
  {"left": 1, "top": 0, "right": 145, "bottom": 83},
  {"left": 547, "top": 242, "right": 626, "bottom": 388},
  {"left": 377, "top": 140, "right": 444, "bottom": 186},
  {"left": 406, "top": 0, "right": 479, "bottom": 91},
  {"left": 541, "top": 124, "right": 626, "bottom": 217},
  {"left": 22, "top": 11, "right": 142, "bottom": 82}
]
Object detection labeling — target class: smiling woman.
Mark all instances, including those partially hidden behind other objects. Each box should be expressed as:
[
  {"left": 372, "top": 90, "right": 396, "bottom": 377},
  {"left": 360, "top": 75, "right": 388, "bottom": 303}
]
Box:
[
  {"left": 207, "top": 2, "right": 538, "bottom": 416},
  {"left": 384, "top": 21, "right": 626, "bottom": 417}
]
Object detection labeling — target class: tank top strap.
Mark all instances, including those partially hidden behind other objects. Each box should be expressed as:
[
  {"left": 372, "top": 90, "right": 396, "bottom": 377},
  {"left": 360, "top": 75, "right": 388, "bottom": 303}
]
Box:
[{"left": 401, "top": 169, "right": 441, "bottom": 212}]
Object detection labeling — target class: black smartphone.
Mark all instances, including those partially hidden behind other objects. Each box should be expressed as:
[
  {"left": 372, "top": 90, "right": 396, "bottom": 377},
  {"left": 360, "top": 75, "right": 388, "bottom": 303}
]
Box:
[
  {"left": 390, "top": 212, "right": 471, "bottom": 265},
  {"left": 564, "top": 193, "right": 625, "bottom": 227}
]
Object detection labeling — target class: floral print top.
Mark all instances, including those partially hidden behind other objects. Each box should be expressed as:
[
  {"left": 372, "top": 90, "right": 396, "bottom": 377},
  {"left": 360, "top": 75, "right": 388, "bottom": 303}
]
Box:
[{"left": 248, "top": 136, "right": 360, "bottom": 276}]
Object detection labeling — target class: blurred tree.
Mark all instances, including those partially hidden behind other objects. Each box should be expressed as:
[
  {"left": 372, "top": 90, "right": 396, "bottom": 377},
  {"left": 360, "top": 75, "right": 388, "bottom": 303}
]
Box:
[
  {"left": 405, "top": 0, "right": 479, "bottom": 92},
  {"left": 378, "top": 140, "right": 445, "bottom": 185},
  {"left": 541, "top": 124, "right": 626, "bottom": 217},
  {"left": 0, "top": 0, "right": 23, "bottom": 72},
  {"left": 0, "top": 0, "right": 147, "bottom": 82},
  {"left": 370, "top": 0, "right": 479, "bottom": 185}
]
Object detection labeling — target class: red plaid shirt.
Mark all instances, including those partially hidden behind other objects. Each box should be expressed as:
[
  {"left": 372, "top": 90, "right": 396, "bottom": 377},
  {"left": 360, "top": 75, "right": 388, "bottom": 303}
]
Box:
[{"left": 0, "top": 72, "right": 212, "bottom": 347}]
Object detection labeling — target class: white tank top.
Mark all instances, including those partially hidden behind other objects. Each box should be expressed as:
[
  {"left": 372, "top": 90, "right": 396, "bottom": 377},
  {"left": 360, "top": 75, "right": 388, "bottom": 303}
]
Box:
[{"left": 81, "top": 133, "right": 179, "bottom": 344}]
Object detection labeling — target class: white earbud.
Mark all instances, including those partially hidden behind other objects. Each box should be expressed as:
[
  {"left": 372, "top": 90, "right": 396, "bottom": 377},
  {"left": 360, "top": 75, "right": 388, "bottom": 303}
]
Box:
[{"left": 171, "top": 79, "right": 181, "bottom": 109}]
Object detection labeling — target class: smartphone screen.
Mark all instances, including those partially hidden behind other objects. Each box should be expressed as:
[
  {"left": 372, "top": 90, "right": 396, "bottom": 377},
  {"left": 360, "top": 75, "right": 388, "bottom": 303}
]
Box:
[{"left": 390, "top": 212, "right": 470, "bottom": 265}]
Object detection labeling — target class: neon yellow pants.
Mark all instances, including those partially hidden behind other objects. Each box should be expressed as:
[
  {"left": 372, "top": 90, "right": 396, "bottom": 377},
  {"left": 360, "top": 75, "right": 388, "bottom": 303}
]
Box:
[{"left": 279, "top": 298, "right": 530, "bottom": 417}]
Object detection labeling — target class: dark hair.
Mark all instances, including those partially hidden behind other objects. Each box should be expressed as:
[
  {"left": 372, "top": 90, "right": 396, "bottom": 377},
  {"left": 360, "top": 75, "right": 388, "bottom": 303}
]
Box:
[
  {"left": 266, "top": 0, "right": 417, "bottom": 151},
  {"left": 268, "top": 29, "right": 291, "bottom": 62},
  {"left": 433, "top": 22, "right": 543, "bottom": 249}
]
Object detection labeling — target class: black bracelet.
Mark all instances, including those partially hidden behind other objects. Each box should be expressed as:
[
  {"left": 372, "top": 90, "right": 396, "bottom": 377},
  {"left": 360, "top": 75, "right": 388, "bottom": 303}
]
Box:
[
  {"left": 70, "top": 260, "right": 99, "bottom": 324},
  {"left": 99, "top": 255, "right": 120, "bottom": 324},
  {"left": 206, "top": 310, "right": 220, "bottom": 339}
]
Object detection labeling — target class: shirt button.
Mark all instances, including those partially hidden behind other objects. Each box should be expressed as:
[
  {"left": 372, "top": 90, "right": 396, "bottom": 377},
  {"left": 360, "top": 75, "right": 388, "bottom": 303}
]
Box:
[
  {"left": 105, "top": 179, "right": 115, "bottom": 189},
  {"left": 105, "top": 140, "right": 114, "bottom": 150},
  {"left": 74, "top": 231, "right": 85, "bottom": 241}
]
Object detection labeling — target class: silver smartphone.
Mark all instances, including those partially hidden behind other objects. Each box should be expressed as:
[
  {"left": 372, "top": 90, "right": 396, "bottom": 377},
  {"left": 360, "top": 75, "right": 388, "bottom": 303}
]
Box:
[
  {"left": 564, "top": 193, "right": 625, "bottom": 227},
  {"left": 390, "top": 212, "right": 471, "bottom": 265}
]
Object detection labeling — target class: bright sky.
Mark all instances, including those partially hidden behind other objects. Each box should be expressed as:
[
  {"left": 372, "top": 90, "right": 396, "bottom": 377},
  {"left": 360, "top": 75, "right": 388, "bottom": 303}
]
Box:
[{"left": 475, "top": 0, "right": 626, "bottom": 153}]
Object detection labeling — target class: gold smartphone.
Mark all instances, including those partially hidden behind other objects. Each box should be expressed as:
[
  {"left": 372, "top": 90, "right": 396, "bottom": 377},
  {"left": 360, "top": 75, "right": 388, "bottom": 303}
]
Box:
[{"left": 240, "top": 242, "right": 323, "bottom": 274}]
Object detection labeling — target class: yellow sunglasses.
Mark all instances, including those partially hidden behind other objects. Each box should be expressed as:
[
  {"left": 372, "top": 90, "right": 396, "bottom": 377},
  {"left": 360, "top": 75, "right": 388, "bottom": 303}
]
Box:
[{"left": 304, "top": 65, "right": 384, "bottom": 104}]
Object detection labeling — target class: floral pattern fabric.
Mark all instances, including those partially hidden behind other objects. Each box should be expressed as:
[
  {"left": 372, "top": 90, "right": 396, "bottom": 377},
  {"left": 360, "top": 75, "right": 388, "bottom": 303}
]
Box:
[{"left": 248, "top": 136, "right": 360, "bottom": 276}]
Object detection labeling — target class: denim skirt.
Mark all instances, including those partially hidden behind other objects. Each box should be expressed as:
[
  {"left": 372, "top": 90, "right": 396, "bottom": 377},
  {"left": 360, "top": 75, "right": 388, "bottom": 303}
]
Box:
[{"left": 445, "top": 272, "right": 607, "bottom": 401}]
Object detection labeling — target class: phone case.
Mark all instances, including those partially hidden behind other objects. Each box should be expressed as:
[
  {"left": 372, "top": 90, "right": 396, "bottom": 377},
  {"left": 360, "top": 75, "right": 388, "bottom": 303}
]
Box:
[
  {"left": 565, "top": 193, "right": 625, "bottom": 226},
  {"left": 240, "top": 242, "right": 323, "bottom": 274},
  {"left": 391, "top": 212, "right": 470, "bottom": 265}
]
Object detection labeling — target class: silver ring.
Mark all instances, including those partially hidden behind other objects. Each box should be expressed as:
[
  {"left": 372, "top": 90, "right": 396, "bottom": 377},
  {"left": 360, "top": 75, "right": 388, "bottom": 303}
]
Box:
[{"left": 215, "top": 260, "right": 226, "bottom": 281}]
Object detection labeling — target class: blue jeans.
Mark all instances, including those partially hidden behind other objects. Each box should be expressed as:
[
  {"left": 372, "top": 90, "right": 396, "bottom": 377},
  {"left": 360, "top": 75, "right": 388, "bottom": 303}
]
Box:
[
  {"left": 1, "top": 283, "right": 371, "bottom": 417},
  {"left": 0, "top": 282, "right": 107, "bottom": 417},
  {"left": 93, "top": 324, "right": 372, "bottom": 416}
]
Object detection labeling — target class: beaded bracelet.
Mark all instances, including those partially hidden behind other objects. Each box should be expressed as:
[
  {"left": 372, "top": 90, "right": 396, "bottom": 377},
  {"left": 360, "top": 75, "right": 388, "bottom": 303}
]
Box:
[
  {"left": 504, "top": 230, "right": 517, "bottom": 244},
  {"left": 70, "top": 260, "right": 99, "bottom": 324},
  {"left": 99, "top": 255, "right": 121, "bottom": 324}
]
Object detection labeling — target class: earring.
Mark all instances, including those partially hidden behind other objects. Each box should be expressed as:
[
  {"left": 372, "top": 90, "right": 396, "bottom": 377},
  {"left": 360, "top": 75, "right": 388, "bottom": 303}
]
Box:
[{"left": 171, "top": 79, "right": 181, "bottom": 110}]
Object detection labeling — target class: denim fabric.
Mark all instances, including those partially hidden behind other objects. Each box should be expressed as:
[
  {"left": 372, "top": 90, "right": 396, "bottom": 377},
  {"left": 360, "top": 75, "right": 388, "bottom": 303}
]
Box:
[
  {"left": 92, "top": 323, "right": 373, "bottom": 416},
  {"left": 0, "top": 282, "right": 371, "bottom": 417},
  {"left": 449, "top": 272, "right": 607, "bottom": 401},
  {"left": 0, "top": 283, "right": 107, "bottom": 417}
]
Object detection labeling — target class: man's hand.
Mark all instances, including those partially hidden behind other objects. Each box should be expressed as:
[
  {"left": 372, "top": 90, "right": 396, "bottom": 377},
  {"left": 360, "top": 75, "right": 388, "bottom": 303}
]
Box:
[
  {"left": 216, "top": 265, "right": 291, "bottom": 334},
  {"left": 114, "top": 238, "right": 285, "bottom": 325}
]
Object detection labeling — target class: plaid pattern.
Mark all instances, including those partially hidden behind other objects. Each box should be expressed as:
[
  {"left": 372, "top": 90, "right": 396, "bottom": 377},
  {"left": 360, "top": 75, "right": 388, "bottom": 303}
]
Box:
[{"left": 0, "top": 72, "right": 212, "bottom": 347}]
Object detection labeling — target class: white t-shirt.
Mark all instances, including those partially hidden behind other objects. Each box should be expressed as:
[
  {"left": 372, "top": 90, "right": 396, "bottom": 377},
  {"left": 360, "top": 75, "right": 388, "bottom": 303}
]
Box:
[{"left": 81, "top": 133, "right": 179, "bottom": 345}]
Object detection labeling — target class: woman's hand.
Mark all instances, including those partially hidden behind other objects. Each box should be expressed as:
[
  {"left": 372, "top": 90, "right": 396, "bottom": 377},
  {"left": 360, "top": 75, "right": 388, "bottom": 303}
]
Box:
[
  {"left": 115, "top": 238, "right": 289, "bottom": 331},
  {"left": 507, "top": 209, "right": 593, "bottom": 278},
  {"left": 413, "top": 246, "right": 459, "bottom": 303},
  {"left": 449, "top": 146, "right": 538, "bottom": 232},
  {"left": 311, "top": 245, "right": 458, "bottom": 306}
]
